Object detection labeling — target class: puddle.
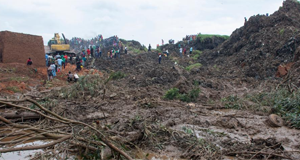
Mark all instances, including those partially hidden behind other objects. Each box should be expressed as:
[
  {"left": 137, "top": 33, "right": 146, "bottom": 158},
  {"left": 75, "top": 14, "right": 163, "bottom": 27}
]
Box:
[{"left": 0, "top": 141, "right": 46, "bottom": 160}]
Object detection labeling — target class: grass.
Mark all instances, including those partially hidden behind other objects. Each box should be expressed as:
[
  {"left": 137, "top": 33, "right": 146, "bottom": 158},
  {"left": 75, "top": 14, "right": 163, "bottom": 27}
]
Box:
[
  {"left": 279, "top": 28, "right": 285, "bottom": 35},
  {"left": 6, "top": 86, "right": 20, "bottom": 93},
  {"left": 109, "top": 71, "right": 126, "bottom": 80},
  {"left": 164, "top": 87, "right": 201, "bottom": 102},
  {"left": 197, "top": 34, "right": 229, "bottom": 42},
  {"left": 222, "top": 89, "right": 300, "bottom": 129},
  {"left": 10, "top": 77, "right": 30, "bottom": 82},
  {"left": 185, "top": 63, "right": 202, "bottom": 71},
  {"left": 105, "top": 71, "right": 126, "bottom": 84},
  {"left": 191, "top": 50, "right": 202, "bottom": 60}
]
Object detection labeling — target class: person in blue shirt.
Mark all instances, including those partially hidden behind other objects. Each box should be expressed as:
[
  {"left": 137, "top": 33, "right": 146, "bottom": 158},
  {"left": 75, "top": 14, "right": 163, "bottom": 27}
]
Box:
[
  {"left": 45, "top": 54, "right": 49, "bottom": 66},
  {"left": 190, "top": 47, "right": 193, "bottom": 54},
  {"left": 57, "top": 57, "right": 63, "bottom": 72}
]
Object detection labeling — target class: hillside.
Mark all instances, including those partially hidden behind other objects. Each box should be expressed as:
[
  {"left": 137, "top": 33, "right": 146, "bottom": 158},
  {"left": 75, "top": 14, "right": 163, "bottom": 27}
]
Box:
[{"left": 200, "top": 0, "right": 300, "bottom": 79}]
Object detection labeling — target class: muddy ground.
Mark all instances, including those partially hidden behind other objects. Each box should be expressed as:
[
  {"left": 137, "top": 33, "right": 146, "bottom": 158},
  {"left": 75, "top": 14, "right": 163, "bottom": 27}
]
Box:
[
  {"left": 1, "top": 50, "right": 298, "bottom": 159},
  {"left": 1, "top": 1, "right": 300, "bottom": 159}
]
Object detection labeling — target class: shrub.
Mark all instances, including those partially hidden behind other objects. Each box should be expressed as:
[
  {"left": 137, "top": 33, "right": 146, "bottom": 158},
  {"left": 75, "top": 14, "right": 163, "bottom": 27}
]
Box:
[
  {"left": 164, "top": 88, "right": 200, "bottom": 102},
  {"left": 164, "top": 88, "right": 180, "bottom": 100},
  {"left": 186, "top": 63, "right": 202, "bottom": 71},
  {"left": 179, "top": 88, "right": 201, "bottom": 102},
  {"left": 110, "top": 71, "right": 126, "bottom": 80},
  {"left": 226, "top": 89, "right": 300, "bottom": 129},
  {"left": 60, "top": 74, "right": 104, "bottom": 98}
]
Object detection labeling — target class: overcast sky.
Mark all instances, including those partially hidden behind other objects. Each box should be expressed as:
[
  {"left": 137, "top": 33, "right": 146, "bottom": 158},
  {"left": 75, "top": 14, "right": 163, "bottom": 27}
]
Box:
[{"left": 0, "top": 0, "right": 284, "bottom": 47}]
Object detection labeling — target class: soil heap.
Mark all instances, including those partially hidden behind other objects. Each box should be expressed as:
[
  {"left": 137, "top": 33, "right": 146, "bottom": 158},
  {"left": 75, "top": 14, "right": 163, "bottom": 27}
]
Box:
[{"left": 199, "top": 0, "right": 300, "bottom": 80}]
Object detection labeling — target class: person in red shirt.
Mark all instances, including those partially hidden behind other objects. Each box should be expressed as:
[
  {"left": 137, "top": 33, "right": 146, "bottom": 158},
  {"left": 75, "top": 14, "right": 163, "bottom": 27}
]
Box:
[
  {"left": 63, "top": 54, "right": 68, "bottom": 66},
  {"left": 87, "top": 48, "right": 91, "bottom": 60},
  {"left": 27, "top": 58, "right": 32, "bottom": 65}
]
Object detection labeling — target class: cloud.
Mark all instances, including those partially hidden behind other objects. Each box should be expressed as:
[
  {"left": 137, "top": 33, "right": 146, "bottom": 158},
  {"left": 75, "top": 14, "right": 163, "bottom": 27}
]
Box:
[{"left": 0, "top": 0, "right": 284, "bottom": 48}]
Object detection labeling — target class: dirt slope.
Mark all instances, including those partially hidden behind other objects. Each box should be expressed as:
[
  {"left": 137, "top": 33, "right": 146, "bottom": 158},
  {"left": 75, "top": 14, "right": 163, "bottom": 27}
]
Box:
[{"left": 200, "top": 0, "right": 300, "bottom": 80}]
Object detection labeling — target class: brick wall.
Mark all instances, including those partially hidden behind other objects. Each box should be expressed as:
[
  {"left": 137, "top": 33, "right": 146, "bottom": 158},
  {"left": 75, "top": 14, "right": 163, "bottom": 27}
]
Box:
[{"left": 0, "top": 31, "right": 45, "bottom": 67}]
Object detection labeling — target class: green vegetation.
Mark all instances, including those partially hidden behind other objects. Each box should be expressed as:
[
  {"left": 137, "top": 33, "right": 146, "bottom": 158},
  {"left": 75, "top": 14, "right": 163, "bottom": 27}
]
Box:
[
  {"left": 191, "top": 50, "right": 202, "bottom": 60},
  {"left": 6, "top": 86, "right": 20, "bottom": 93},
  {"left": 197, "top": 34, "right": 229, "bottom": 42},
  {"left": 222, "top": 89, "right": 300, "bottom": 129},
  {"left": 109, "top": 71, "right": 126, "bottom": 80},
  {"left": 279, "top": 28, "right": 285, "bottom": 35},
  {"left": 221, "top": 95, "right": 244, "bottom": 110},
  {"left": 60, "top": 74, "right": 104, "bottom": 98},
  {"left": 164, "top": 87, "right": 201, "bottom": 102},
  {"left": 185, "top": 63, "right": 202, "bottom": 71}
]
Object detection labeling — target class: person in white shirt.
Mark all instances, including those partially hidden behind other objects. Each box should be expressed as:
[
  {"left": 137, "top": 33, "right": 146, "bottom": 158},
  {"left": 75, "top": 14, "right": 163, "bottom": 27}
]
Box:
[
  {"left": 74, "top": 72, "right": 79, "bottom": 82},
  {"left": 159, "top": 53, "right": 162, "bottom": 64},
  {"left": 50, "top": 63, "right": 56, "bottom": 77},
  {"left": 179, "top": 48, "right": 183, "bottom": 57}
]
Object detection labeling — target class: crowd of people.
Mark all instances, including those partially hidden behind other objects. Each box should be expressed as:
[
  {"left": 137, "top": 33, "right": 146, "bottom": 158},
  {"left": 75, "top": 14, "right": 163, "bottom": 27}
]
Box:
[{"left": 44, "top": 53, "right": 79, "bottom": 82}]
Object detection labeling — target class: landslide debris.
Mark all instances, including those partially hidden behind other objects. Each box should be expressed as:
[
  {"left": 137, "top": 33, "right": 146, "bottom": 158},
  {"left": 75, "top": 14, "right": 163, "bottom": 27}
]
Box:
[{"left": 200, "top": 0, "right": 300, "bottom": 80}]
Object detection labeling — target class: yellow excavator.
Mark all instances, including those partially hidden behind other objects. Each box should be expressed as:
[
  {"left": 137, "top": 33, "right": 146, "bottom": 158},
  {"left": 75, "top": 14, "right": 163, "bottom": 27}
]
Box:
[{"left": 48, "top": 33, "right": 75, "bottom": 56}]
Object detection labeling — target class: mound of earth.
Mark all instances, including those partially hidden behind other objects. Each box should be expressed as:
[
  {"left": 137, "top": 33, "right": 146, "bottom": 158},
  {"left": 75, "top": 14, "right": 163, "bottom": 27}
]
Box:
[
  {"left": 200, "top": 0, "right": 300, "bottom": 80},
  {"left": 160, "top": 35, "right": 227, "bottom": 55}
]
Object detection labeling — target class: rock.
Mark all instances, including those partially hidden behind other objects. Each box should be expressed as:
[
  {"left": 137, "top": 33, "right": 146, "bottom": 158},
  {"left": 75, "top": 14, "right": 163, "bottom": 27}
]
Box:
[
  {"left": 109, "top": 93, "right": 117, "bottom": 99},
  {"left": 101, "top": 147, "right": 112, "bottom": 160},
  {"left": 186, "top": 103, "right": 196, "bottom": 108},
  {"left": 266, "top": 114, "right": 284, "bottom": 127}
]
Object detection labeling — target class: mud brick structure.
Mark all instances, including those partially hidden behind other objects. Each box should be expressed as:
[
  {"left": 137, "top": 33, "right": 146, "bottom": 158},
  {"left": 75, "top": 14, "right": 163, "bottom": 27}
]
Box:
[{"left": 0, "top": 31, "right": 45, "bottom": 67}]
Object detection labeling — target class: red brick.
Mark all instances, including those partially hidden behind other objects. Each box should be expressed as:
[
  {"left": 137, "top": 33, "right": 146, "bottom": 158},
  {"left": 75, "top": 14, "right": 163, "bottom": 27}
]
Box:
[{"left": 0, "top": 31, "right": 45, "bottom": 67}]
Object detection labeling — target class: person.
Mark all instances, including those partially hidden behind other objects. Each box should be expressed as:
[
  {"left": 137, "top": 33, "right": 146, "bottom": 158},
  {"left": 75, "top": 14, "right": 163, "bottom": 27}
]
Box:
[
  {"left": 244, "top": 17, "right": 247, "bottom": 22},
  {"left": 76, "top": 60, "right": 81, "bottom": 71},
  {"left": 125, "top": 46, "right": 128, "bottom": 54},
  {"left": 148, "top": 44, "right": 151, "bottom": 52},
  {"left": 45, "top": 54, "right": 49, "bottom": 66},
  {"left": 166, "top": 50, "right": 169, "bottom": 57},
  {"left": 158, "top": 53, "right": 162, "bottom": 64},
  {"left": 69, "top": 54, "right": 73, "bottom": 64},
  {"left": 50, "top": 63, "right": 56, "bottom": 77},
  {"left": 179, "top": 47, "right": 183, "bottom": 57},
  {"left": 67, "top": 71, "right": 74, "bottom": 82},
  {"left": 82, "top": 56, "right": 86, "bottom": 66},
  {"left": 76, "top": 55, "right": 80, "bottom": 62},
  {"left": 107, "top": 51, "right": 111, "bottom": 59},
  {"left": 190, "top": 47, "right": 193, "bottom": 54},
  {"left": 87, "top": 48, "right": 91, "bottom": 59},
  {"left": 62, "top": 56, "right": 66, "bottom": 69},
  {"left": 183, "top": 48, "right": 186, "bottom": 55},
  {"left": 55, "top": 53, "right": 60, "bottom": 59},
  {"left": 99, "top": 47, "right": 102, "bottom": 57},
  {"left": 91, "top": 47, "right": 94, "bottom": 58},
  {"left": 112, "top": 49, "right": 116, "bottom": 58},
  {"left": 117, "top": 49, "right": 120, "bottom": 58},
  {"left": 96, "top": 47, "right": 99, "bottom": 58},
  {"left": 47, "top": 66, "right": 53, "bottom": 80},
  {"left": 27, "top": 58, "right": 32, "bottom": 65},
  {"left": 64, "top": 54, "right": 68, "bottom": 66},
  {"left": 55, "top": 58, "right": 58, "bottom": 72},
  {"left": 162, "top": 39, "right": 164, "bottom": 45},
  {"left": 74, "top": 72, "right": 79, "bottom": 82},
  {"left": 57, "top": 57, "right": 63, "bottom": 72}
]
